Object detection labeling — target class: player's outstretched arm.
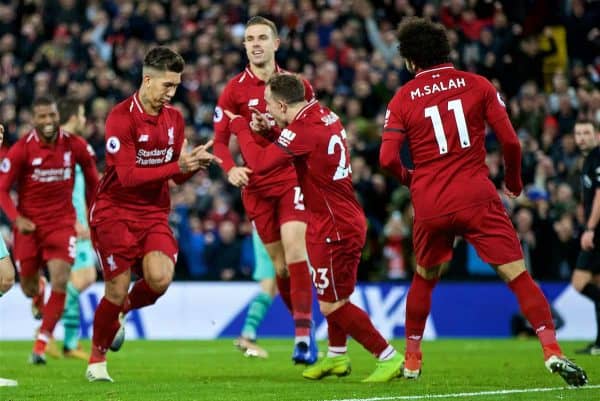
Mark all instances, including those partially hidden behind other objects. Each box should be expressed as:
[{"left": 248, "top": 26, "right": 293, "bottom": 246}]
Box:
[{"left": 225, "top": 110, "right": 291, "bottom": 175}]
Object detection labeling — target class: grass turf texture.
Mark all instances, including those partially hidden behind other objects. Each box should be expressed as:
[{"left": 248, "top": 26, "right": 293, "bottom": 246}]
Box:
[{"left": 0, "top": 339, "right": 598, "bottom": 401}]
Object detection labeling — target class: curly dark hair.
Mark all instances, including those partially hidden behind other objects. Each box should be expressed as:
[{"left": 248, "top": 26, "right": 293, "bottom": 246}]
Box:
[{"left": 397, "top": 17, "right": 451, "bottom": 70}]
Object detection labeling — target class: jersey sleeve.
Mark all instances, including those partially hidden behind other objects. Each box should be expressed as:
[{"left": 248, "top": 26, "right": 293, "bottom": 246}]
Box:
[
  {"left": 105, "top": 110, "right": 180, "bottom": 188},
  {"left": 229, "top": 117, "right": 310, "bottom": 175},
  {"left": 0, "top": 143, "right": 25, "bottom": 221},
  {"left": 481, "top": 78, "right": 523, "bottom": 194},
  {"left": 72, "top": 136, "right": 99, "bottom": 206},
  {"left": 213, "top": 82, "right": 238, "bottom": 173},
  {"left": 379, "top": 97, "right": 413, "bottom": 185}
]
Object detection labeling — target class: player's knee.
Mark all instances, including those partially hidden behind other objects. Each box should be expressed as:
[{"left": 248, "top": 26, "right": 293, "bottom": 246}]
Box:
[
  {"left": 571, "top": 277, "right": 586, "bottom": 292},
  {"left": 145, "top": 270, "right": 172, "bottom": 293},
  {"left": 0, "top": 278, "right": 14, "bottom": 294},
  {"left": 319, "top": 299, "right": 347, "bottom": 316},
  {"left": 21, "top": 280, "right": 37, "bottom": 298},
  {"left": 49, "top": 272, "right": 70, "bottom": 290},
  {"left": 283, "top": 247, "right": 306, "bottom": 265}
]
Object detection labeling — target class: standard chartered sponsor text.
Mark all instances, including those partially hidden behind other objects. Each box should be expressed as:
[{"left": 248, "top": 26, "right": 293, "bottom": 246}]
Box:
[{"left": 136, "top": 148, "right": 171, "bottom": 165}]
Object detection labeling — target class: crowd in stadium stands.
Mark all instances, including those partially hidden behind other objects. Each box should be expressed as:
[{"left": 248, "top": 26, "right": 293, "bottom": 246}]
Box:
[{"left": 0, "top": 0, "right": 599, "bottom": 282}]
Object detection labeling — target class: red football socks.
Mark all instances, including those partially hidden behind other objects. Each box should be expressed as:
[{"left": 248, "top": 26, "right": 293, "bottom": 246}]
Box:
[
  {"left": 276, "top": 275, "right": 293, "bottom": 313},
  {"left": 327, "top": 319, "right": 347, "bottom": 352},
  {"left": 508, "top": 271, "right": 562, "bottom": 359},
  {"left": 33, "top": 290, "right": 66, "bottom": 354},
  {"left": 288, "top": 261, "right": 313, "bottom": 337},
  {"left": 90, "top": 297, "right": 122, "bottom": 363},
  {"left": 327, "top": 302, "right": 389, "bottom": 357},
  {"left": 122, "top": 279, "right": 163, "bottom": 314},
  {"left": 405, "top": 274, "right": 438, "bottom": 355}
]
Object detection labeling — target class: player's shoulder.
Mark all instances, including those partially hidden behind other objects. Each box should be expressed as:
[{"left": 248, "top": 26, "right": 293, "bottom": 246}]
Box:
[
  {"left": 590, "top": 147, "right": 600, "bottom": 163},
  {"left": 224, "top": 70, "right": 251, "bottom": 90},
  {"left": 454, "top": 69, "right": 493, "bottom": 89},
  {"left": 13, "top": 131, "right": 36, "bottom": 148},
  {"left": 107, "top": 95, "right": 136, "bottom": 121}
]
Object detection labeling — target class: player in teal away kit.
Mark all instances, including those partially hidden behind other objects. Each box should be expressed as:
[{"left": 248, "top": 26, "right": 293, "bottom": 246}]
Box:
[{"left": 57, "top": 98, "right": 98, "bottom": 359}]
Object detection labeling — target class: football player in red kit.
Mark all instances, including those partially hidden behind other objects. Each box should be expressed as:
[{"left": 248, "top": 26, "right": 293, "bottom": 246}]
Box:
[
  {"left": 85, "top": 47, "right": 219, "bottom": 382},
  {"left": 225, "top": 73, "right": 404, "bottom": 382},
  {"left": 379, "top": 17, "right": 587, "bottom": 386},
  {"left": 213, "top": 16, "right": 316, "bottom": 363},
  {"left": 0, "top": 96, "right": 99, "bottom": 364}
]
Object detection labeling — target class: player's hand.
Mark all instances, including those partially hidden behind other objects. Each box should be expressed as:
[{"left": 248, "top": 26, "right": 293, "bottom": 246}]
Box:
[
  {"left": 248, "top": 107, "right": 270, "bottom": 134},
  {"left": 178, "top": 139, "right": 221, "bottom": 173},
  {"left": 15, "top": 215, "right": 36, "bottom": 234},
  {"left": 223, "top": 110, "right": 243, "bottom": 122},
  {"left": 190, "top": 139, "right": 222, "bottom": 169},
  {"left": 581, "top": 229, "right": 595, "bottom": 251},
  {"left": 74, "top": 221, "right": 90, "bottom": 240},
  {"left": 503, "top": 186, "right": 520, "bottom": 199},
  {"left": 227, "top": 166, "right": 253, "bottom": 187}
]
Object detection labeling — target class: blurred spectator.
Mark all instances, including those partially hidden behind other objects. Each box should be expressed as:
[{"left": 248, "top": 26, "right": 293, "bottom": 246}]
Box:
[{"left": 0, "top": 0, "right": 598, "bottom": 282}]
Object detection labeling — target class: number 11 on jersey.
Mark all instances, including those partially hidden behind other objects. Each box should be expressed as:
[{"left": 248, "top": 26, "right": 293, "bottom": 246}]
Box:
[{"left": 424, "top": 99, "right": 471, "bottom": 155}]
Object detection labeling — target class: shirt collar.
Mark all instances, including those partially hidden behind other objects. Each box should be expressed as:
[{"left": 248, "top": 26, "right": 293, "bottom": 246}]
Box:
[
  {"left": 244, "top": 64, "right": 283, "bottom": 84},
  {"left": 415, "top": 63, "right": 455, "bottom": 78},
  {"left": 293, "top": 99, "right": 319, "bottom": 122},
  {"left": 132, "top": 91, "right": 160, "bottom": 124}
]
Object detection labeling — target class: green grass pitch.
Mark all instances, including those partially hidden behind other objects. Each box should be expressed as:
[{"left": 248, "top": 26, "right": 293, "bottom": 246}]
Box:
[{"left": 0, "top": 339, "right": 598, "bottom": 401}]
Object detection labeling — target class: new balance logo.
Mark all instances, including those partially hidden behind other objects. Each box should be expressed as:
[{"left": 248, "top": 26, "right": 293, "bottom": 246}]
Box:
[
  {"left": 138, "top": 134, "right": 149, "bottom": 142},
  {"left": 277, "top": 129, "right": 296, "bottom": 147},
  {"left": 107, "top": 255, "right": 117, "bottom": 271},
  {"left": 32, "top": 158, "right": 42, "bottom": 166},
  {"left": 248, "top": 98, "right": 259, "bottom": 107}
]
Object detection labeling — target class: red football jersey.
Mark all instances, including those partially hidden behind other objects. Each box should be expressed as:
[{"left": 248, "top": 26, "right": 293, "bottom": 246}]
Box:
[
  {"left": 230, "top": 100, "right": 366, "bottom": 244},
  {"left": 213, "top": 65, "right": 314, "bottom": 193},
  {"left": 0, "top": 129, "right": 98, "bottom": 226},
  {"left": 383, "top": 63, "right": 521, "bottom": 220},
  {"left": 90, "top": 93, "right": 188, "bottom": 225}
]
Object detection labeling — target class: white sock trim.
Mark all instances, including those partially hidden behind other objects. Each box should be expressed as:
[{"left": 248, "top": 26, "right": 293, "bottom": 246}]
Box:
[
  {"left": 378, "top": 345, "right": 396, "bottom": 361},
  {"left": 327, "top": 346, "right": 347, "bottom": 357}
]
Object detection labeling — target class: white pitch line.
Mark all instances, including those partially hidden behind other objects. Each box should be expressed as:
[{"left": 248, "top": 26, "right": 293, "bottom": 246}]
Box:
[{"left": 325, "top": 384, "right": 600, "bottom": 401}]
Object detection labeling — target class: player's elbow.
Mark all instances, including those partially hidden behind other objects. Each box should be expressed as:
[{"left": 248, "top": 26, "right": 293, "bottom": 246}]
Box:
[
  {"left": 379, "top": 148, "right": 396, "bottom": 170},
  {"left": 502, "top": 136, "right": 521, "bottom": 152}
]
